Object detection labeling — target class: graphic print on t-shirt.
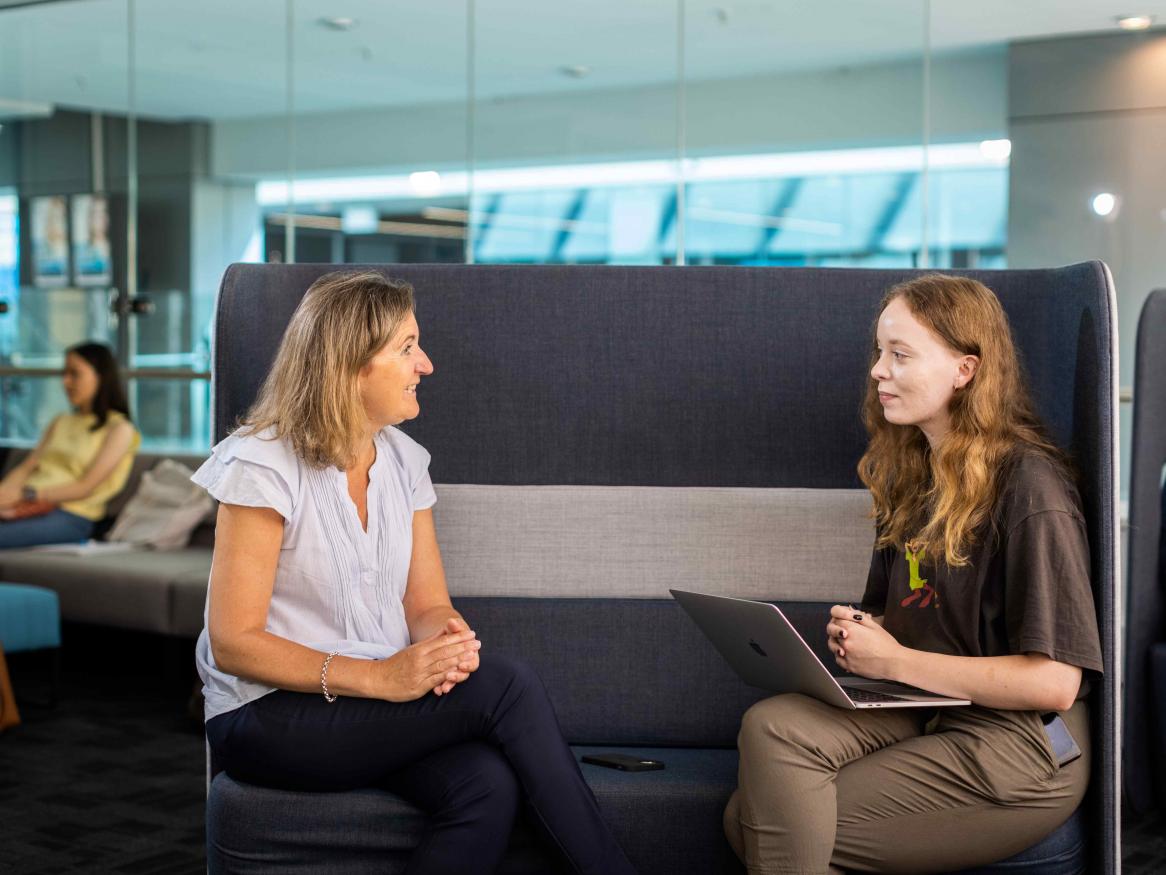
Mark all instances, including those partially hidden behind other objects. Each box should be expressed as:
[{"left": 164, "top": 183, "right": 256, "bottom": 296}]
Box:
[{"left": 900, "top": 543, "right": 938, "bottom": 608}]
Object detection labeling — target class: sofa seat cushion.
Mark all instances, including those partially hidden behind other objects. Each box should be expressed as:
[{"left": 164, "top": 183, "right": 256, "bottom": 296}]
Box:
[
  {"left": 207, "top": 746, "right": 741, "bottom": 875},
  {"left": 170, "top": 570, "right": 213, "bottom": 637},
  {"left": 955, "top": 806, "right": 1086, "bottom": 874},
  {"left": 207, "top": 744, "right": 1083, "bottom": 874},
  {"left": 0, "top": 547, "right": 212, "bottom": 635}
]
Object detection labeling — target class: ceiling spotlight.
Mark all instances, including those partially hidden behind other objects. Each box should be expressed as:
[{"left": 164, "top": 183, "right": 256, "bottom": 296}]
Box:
[
  {"left": 559, "top": 65, "right": 591, "bottom": 79},
  {"left": 978, "top": 139, "right": 1011, "bottom": 161},
  {"left": 1115, "top": 14, "right": 1154, "bottom": 30},
  {"left": 318, "top": 17, "right": 358, "bottom": 31},
  {"left": 1091, "top": 192, "right": 1119, "bottom": 218}
]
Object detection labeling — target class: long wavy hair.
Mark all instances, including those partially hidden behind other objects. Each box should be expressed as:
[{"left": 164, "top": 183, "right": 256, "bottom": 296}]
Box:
[
  {"left": 66, "top": 342, "right": 131, "bottom": 432},
  {"left": 242, "top": 270, "right": 415, "bottom": 469},
  {"left": 856, "top": 275, "right": 1067, "bottom": 567}
]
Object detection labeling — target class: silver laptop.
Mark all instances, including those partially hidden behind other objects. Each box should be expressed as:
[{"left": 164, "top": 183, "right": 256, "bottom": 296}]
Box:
[{"left": 670, "top": 589, "right": 969, "bottom": 709}]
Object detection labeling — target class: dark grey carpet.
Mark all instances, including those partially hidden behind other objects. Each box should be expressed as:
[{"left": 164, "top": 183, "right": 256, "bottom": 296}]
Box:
[
  {"left": 1, "top": 628, "right": 205, "bottom": 874},
  {"left": 1, "top": 626, "right": 1163, "bottom": 874}
]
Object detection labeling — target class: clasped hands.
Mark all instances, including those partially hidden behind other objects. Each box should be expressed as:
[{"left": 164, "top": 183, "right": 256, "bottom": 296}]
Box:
[
  {"left": 376, "top": 617, "right": 482, "bottom": 702},
  {"left": 826, "top": 605, "right": 903, "bottom": 680}
]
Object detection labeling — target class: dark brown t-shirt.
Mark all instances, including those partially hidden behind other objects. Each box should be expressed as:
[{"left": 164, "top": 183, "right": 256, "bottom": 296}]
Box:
[{"left": 860, "top": 451, "right": 1104, "bottom": 677}]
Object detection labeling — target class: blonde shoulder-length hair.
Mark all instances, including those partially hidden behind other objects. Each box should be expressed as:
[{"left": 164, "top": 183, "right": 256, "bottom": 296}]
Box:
[
  {"left": 242, "top": 270, "right": 415, "bottom": 470},
  {"left": 857, "top": 274, "right": 1068, "bottom": 567}
]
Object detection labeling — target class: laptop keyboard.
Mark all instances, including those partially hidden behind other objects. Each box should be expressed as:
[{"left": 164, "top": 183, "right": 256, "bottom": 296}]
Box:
[{"left": 846, "top": 687, "right": 909, "bottom": 704}]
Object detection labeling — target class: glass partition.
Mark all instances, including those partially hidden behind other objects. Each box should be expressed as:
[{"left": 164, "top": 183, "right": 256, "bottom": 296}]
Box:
[
  {"left": 470, "top": 0, "right": 680, "bottom": 264},
  {"left": 0, "top": 0, "right": 132, "bottom": 445},
  {"left": 683, "top": 0, "right": 927, "bottom": 267},
  {"left": 252, "top": 0, "right": 470, "bottom": 267},
  {"left": 128, "top": 376, "right": 210, "bottom": 453},
  {"left": 0, "top": 0, "right": 1160, "bottom": 463},
  {"left": 132, "top": 0, "right": 286, "bottom": 395},
  {"left": 0, "top": 0, "right": 129, "bottom": 368},
  {"left": 0, "top": 374, "right": 70, "bottom": 446}
]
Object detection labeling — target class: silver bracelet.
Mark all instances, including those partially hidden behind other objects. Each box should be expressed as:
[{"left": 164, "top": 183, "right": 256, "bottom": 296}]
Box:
[{"left": 320, "top": 650, "right": 340, "bottom": 703}]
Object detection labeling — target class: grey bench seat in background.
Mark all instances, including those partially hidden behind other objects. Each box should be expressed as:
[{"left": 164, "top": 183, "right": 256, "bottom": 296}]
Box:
[
  {"left": 205, "top": 261, "right": 1118, "bottom": 875},
  {"left": 0, "top": 452, "right": 213, "bottom": 637}
]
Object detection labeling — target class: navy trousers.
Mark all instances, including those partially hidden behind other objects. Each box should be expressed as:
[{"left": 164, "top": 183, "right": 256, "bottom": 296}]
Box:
[{"left": 205, "top": 653, "right": 636, "bottom": 875}]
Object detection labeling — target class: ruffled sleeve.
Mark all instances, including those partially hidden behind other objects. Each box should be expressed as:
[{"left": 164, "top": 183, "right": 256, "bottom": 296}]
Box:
[
  {"left": 191, "top": 428, "right": 299, "bottom": 521},
  {"left": 385, "top": 427, "right": 437, "bottom": 511}
]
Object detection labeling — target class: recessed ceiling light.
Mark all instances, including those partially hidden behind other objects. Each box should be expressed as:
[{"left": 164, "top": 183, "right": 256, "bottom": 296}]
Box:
[
  {"left": 559, "top": 65, "right": 591, "bottom": 79},
  {"left": 1115, "top": 14, "right": 1154, "bottom": 30},
  {"left": 318, "top": 17, "right": 358, "bottom": 31},
  {"left": 1091, "top": 192, "right": 1118, "bottom": 218}
]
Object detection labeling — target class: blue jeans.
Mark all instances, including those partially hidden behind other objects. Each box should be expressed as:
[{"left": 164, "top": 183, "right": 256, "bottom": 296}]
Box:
[
  {"left": 206, "top": 653, "right": 636, "bottom": 875},
  {"left": 0, "top": 509, "right": 93, "bottom": 548}
]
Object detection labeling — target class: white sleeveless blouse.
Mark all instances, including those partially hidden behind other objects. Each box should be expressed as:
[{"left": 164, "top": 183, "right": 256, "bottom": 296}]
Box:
[{"left": 192, "top": 426, "right": 437, "bottom": 721}]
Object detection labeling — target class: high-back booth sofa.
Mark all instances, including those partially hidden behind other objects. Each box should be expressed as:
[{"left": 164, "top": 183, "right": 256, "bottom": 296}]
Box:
[
  {"left": 1123, "top": 288, "right": 1166, "bottom": 814},
  {"left": 205, "top": 262, "right": 1119, "bottom": 874}
]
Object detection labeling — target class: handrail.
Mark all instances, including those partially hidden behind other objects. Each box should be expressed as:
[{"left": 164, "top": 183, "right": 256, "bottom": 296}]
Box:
[{"left": 0, "top": 367, "right": 211, "bottom": 381}]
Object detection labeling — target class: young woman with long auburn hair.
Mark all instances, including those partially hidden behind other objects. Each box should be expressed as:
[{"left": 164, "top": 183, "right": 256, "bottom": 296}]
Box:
[
  {"left": 196, "top": 271, "right": 636, "bottom": 875},
  {"left": 723, "top": 275, "right": 1102, "bottom": 873}
]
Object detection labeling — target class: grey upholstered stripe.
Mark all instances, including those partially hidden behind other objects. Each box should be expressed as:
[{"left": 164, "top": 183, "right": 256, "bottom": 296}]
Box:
[{"left": 432, "top": 484, "right": 873, "bottom": 601}]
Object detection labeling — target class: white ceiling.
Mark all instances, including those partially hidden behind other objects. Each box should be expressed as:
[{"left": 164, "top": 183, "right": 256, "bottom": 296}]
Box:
[{"left": 0, "top": 0, "right": 1163, "bottom": 120}]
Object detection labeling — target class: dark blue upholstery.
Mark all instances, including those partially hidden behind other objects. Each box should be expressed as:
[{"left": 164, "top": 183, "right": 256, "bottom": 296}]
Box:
[
  {"left": 1151, "top": 643, "right": 1166, "bottom": 810},
  {"left": 208, "top": 262, "right": 1118, "bottom": 874},
  {"left": 210, "top": 746, "right": 743, "bottom": 875},
  {"left": 210, "top": 758, "right": 1087, "bottom": 875},
  {"left": 1122, "top": 288, "right": 1166, "bottom": 813},
  {"left": 215, "top": 264, "right": 1108, "bottom": 491},
  {"left": 952, "top": 810, "right": 1087, "bottom": 874},
  {"left": 207, "top": 598, "right": 1090, "bottom": 874}
]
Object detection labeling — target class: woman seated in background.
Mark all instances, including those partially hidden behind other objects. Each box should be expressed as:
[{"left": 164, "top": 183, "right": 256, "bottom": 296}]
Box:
[
  {"left": 724, "top": 275, "right": 1102, "bottom": 873},
  {"left": 197, "top": 270, "right": 635, "bottom": 875},
  {"left": 0, "top": 342, "right": 139, "bottom": 548}
]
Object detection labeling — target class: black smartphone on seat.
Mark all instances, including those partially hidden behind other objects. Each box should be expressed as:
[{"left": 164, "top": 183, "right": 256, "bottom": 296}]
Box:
[{"left": 581, "top": 753, "right": 665, "bottom": 772}]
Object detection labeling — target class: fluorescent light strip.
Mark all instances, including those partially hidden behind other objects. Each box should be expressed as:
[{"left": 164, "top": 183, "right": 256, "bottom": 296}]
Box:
[
  {"left": 267, "top": 212, "right": 467, "bottom": 239},
  {"left": 421, "top": 206, "right": 606, "bottom": 235},
  {"left": 257, "top": 141, "right": 1008, "bottom": 206}
]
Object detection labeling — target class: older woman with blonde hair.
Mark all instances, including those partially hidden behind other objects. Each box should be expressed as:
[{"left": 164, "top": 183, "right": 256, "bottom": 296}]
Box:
[
  {"left": 196, "top": 271, "right": 635, "bottom": 875},
  {"left": 724, "top": 275, "right": 1102, "bottom": 873}
]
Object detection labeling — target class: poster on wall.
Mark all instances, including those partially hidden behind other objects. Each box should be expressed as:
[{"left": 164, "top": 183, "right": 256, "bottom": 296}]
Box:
[
  {"left": 71, "top": 194, "right": 113, "bottom": 287},
  {"left": 30, "top": 195, "right": 70, "bottom": 287}
]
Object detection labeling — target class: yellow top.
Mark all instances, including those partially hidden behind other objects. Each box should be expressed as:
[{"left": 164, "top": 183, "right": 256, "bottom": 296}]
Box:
[{"left": 26, "top": 411, "right": 141, "bottom": 521}]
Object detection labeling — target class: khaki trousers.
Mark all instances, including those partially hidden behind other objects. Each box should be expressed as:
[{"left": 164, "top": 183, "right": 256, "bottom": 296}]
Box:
[{"left": 724, "top": 694, "right": 1090, "bottom": 874}]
